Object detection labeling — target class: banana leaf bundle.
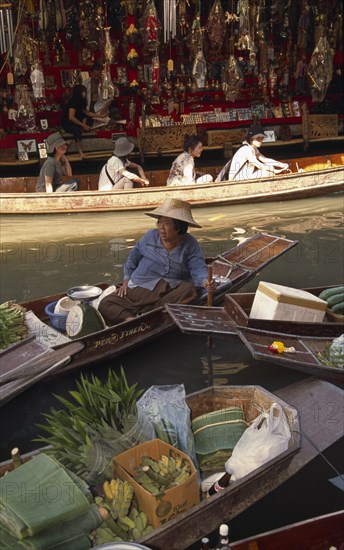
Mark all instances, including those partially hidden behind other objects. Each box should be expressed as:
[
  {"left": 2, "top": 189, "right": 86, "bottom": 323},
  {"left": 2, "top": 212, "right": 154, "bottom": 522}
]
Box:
[
  {"left": 0, "top": 454, "right": 101, "bottom": 547},
  {"left": 192, "top": 406, "right": 249, "bottom": 470},
  {"left": 0, "top": 505, "right": 100, "bottom": 549}
]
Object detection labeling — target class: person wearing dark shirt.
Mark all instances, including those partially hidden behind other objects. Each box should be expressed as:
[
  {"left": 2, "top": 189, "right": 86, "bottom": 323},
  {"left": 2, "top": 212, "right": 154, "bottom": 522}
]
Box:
[{"left": 61, "top": 84, "right": 107, "bottom": 158}]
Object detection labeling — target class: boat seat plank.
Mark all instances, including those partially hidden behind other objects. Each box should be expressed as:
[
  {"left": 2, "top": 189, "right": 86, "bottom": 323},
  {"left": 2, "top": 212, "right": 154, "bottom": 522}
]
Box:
[{"left": 166, "top": 304, "right": 237, "bottom": 335}]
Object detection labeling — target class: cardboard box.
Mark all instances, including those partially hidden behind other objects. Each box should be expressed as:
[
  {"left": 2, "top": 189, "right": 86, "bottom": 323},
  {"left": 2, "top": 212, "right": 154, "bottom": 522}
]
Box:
[
  {"left": 249, "top": 281, "right": 327, "bottom": 322},
  {"left": 112, "top": 439, "right": 200, "bottom": 528}
]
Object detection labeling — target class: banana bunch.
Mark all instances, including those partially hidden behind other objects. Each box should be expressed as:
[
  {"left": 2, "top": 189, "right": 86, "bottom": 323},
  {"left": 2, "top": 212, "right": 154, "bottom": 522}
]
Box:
[
  {"left": 134, "top": 453, "right": 192, "bottom": 494},
  {"left": 93, "top": 477, "right": 154, "bottom": 545}
]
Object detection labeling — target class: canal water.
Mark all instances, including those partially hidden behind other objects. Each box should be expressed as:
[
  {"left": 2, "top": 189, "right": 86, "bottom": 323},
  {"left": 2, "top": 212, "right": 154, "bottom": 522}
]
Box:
[{"left": 0, "top": 193, "right": 343, "bottom": 547}]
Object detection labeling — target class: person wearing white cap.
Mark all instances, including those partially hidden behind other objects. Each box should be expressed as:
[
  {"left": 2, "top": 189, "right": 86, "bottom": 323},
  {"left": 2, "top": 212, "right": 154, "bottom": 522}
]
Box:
[
  {"left": 216, "top": 124, "right": 290, "bottom": 182},
  {"left": 98, "top": 137, "right": 149, "bottom": 190},
  {"left": 99, "top": 198, "right": 216, "bottom": 324},
  {"left": 36, "top": 133, "right": 79, "bottom": 193}
]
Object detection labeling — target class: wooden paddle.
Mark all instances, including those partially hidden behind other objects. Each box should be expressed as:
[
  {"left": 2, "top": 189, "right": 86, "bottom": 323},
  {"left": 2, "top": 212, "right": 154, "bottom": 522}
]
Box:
[
  {"left": 0, "top": 342, "right": 84, "bottom": 385},
  {"left": 0, "top": 342, "right": 84, "bottom": 407},
  {"left": 207, "top": 264, "right": 214, "bottom": 387}
]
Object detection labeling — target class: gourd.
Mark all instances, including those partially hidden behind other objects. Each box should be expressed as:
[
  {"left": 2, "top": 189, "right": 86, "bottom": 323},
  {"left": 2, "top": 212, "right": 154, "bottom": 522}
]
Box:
[
  {"left": 318, "top": 286, "right": 344, "bottom": 315},
  {"left": 318, "top": 286, "right": 344, "bottom": 301}
]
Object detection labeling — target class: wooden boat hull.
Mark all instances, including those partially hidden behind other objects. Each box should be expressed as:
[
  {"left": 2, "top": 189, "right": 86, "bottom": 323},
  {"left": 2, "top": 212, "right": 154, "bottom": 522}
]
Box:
[
  {"left": 165, "top": 286, "right": 344, "bottom": 382},
  {"left": 1, "top": 379, "right": 343, "bottom": 549},
  {"left": 231, "top": 510, "right": 344, "bottom": 550},
  {"left": 1, "top": 154, "right": 343, "bottom": 214},
  {"left": 0, "top": 233, "right": 297, "bottom": 406},
  {"left": 236, "top": 327, "right": 344, "bottom": 383}
]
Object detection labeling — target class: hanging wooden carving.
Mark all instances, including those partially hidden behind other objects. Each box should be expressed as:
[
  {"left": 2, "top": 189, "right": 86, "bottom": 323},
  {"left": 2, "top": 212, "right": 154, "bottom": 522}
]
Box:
[{"left": 206, "top": 0, "right": 225, "bottom": 55}]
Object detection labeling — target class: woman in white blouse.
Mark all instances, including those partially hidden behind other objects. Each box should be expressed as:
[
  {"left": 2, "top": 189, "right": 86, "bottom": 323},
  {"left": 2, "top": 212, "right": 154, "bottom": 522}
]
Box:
[
  {"left": 98, "top": 137, "right": 149, "bottom": 190},
  {"left": 167, "top": 135, "right": 213, "bottom": 186}
]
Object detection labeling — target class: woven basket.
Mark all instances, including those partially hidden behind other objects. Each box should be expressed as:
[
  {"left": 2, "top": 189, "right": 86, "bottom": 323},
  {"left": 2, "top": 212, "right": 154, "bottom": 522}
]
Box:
[{"left": 45, "top": 301, "right": 68, "bottom": 332}]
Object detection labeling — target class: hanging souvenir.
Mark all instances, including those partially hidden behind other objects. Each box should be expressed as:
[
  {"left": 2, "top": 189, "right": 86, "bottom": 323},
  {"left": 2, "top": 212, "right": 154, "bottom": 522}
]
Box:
[
  {"left": 55, "top": 0, "right": 67, "bottom": 31},
  {"left": 127, "top": 48, "right": 139, "bottom": 69},
  {"left": 178, "top": 0, "right": 189, "bottom": 37},
  {"left": 13, "top": 41, "right": 28, "bottom": 77},
  {"left": 30, "top": 61, "right": 45, "bottom": 99},
  {"left": 126, "top": 23, "right": 139, "bottom": 45},
  {"left": 151, "top": 53, "right": 160, "bottom": 94},
  {"left": 189, "top": 11, "right": 203, "bottom": 60},
  {"left": 143, "top": 0, "right": 160, "bottom": 52},
  {"left": 104, "top": 27, "right": 115, "bottom": 63},
  {"left": 192, "top": 48, "right": 207, "bottom": 90},
  {"left": 237, "top": 0, "right": 250, "bottom": 36},
  {"left": 297, "top": 6, "right": 311, "bottom": 51},
  {"left": 308, "top": 36, "right": 333, "bottom": 103},
  {"left": 124, "top": 0, "right": 137, "bottom": 17},
  {"left": 268, "top": 66, "right": 277, "bottom": 97},
  {"left": 0, "top": 4, "right": 14, "bottom": 57},
  {"left": 206, "top": 0, "right": 225, "bottom": 54},
  {"left": 222, "top": 55, "right": 244, "bottom": 102},
  {"left": 79, "top": 6, "right": 90, "bottom": 41},
  {"left": 101, "top": 64, "right": 115, "bottom": 101},
  {"left": 15, "top": 85, "right": 36, "bottom": 131},
  {"left": 38, "top": 0, "right": 49, "bottom": 31}
]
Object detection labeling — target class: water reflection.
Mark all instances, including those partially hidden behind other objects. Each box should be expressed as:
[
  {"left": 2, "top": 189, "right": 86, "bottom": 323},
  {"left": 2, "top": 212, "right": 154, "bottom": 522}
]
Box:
[{"left": 1, "top": 195, "right": 343, "bottom": 302}]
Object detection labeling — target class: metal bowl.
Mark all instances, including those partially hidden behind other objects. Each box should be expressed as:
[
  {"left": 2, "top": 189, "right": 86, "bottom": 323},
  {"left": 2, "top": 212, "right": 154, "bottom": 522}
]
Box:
[{"left": 67, "top": 285, "right": 103, "bottom": 302}]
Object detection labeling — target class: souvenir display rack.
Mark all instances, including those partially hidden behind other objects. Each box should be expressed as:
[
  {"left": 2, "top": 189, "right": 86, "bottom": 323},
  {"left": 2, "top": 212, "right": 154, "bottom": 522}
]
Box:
[{"left": 0, "top": 0, "right": 343, "bottom": 159}]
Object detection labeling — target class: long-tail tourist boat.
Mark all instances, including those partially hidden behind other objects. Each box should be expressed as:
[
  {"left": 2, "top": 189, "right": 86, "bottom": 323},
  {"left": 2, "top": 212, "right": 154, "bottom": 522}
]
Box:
[{"left": 0, "top": 153, "right": 343, "bottom": 214}]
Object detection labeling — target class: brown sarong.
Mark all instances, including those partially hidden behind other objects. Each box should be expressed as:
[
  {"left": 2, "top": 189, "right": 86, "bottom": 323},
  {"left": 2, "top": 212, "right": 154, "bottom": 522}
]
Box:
[{"left": 99, "top": 279, "right": 198, "bottom": 324}]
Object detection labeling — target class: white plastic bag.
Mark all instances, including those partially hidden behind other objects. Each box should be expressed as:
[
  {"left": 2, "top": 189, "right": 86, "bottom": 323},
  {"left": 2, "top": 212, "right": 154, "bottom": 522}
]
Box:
[{"left": 225, "top": 402, "right": 291, "bottom": 481}]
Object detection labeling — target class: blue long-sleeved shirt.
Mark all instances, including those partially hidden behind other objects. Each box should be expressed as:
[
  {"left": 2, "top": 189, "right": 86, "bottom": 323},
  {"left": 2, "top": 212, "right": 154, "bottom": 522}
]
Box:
[{"left": 124, "top": 229, "right": 208, "bottom": 290}]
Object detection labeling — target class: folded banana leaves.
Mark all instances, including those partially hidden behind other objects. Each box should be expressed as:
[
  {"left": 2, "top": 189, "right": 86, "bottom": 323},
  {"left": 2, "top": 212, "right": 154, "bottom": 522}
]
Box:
[
  {"left": 0, "top": 523, "right": 92, "bottom": 550},
  {"left": 0, "top": 454, "right": 99, "bottom": 542}
]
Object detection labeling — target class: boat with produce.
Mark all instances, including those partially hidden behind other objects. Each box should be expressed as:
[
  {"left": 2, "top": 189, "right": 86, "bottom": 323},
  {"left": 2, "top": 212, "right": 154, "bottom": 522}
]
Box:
[
  {"left": 0, "top": 378, "right": 343, "bottom": 550},
  {"left": 234, "top": 328, "right": 344, "bottom": 382},
  {"left": 230, "top": 510, "right": 344, "bottom": 550},
  {"left": 0, "top": 153, "right": 343, "bottom": 214},
  {"left": 165, "top": 285, "right": 344, "bottom": 383},
  {"left": 0, "top": 233, "right": 297, "bottom": 406}
]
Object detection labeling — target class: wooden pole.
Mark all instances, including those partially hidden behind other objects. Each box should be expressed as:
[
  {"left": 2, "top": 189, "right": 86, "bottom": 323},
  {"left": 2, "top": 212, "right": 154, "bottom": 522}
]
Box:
[{"left": 207, "top": 264, "right": 214, "bottom": 387}]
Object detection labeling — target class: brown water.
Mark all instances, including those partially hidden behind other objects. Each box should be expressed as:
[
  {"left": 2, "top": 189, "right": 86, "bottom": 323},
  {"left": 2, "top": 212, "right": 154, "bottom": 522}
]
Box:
[{"left": 0, "top": 194, "right": 343, "bottom": 546}]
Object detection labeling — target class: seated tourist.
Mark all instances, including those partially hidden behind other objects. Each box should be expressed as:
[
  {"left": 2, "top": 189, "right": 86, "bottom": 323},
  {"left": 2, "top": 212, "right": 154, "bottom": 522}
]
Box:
[
  {"left": 61, "top": 84, "right": 107, "bottom": 159},
  {"left": 36, "top": 133, "right": 79, "bottom": 193},
  {"left": 216, "top": 124, "right": 290, "bottom": 182},
  {"left": 98, "top": 198, "right": 216, "bottom": 324},
  {"left": 167, "top": 135, "right": 213, "bottom": 186},
  {"left": 98, "top": 137, "right": 149, "bottom": 190}
]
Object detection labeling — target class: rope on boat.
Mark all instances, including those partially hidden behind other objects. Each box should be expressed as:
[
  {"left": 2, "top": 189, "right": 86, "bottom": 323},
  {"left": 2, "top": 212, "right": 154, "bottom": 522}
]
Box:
[{"left": 292, "top": 428, "right": 343, "bottom": 481}]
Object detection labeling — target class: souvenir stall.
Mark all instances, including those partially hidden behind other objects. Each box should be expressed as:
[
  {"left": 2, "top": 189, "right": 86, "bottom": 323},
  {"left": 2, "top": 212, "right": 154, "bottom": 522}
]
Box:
[{"left": 0, "top": 0, "right": 343, "bottom": 159}]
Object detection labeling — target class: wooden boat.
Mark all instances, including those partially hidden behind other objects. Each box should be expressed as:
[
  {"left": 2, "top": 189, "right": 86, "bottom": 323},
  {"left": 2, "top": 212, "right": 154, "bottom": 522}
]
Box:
[
  {"left": 236, "top": 327, "right": 344, "bottom": 383},
  {"left": 166, "top": 286, "right": 344, "bottom": 338},
  {"left": 1, "top": 378, "right": 343, "bottom": 550},
  {"left": 0, "top": 153, "right": 343, "bottom": 214},
  {"left": 0, "top": 233, "right": 297, "bottom": 406},
  {"left": 165, "top": 286, "right": 344, "bottom": 383},
  {"left": 230, "top": 510, "right": 344, "bottom": 550}
]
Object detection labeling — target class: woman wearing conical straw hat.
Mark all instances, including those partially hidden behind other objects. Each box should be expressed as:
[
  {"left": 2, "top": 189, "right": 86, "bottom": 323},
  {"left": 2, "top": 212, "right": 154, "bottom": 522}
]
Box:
[{"left": 99, "top": 198, "right": 216, "bottom": 324}]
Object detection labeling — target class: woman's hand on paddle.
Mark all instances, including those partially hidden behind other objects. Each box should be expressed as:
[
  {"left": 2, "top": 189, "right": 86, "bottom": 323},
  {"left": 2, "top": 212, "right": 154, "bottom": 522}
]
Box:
[
  {"left": 118, "top": 280, "right": 129, "bottom": 297},
  {"left": 202, "top": 279, "right": 216, "bottom": 291}
]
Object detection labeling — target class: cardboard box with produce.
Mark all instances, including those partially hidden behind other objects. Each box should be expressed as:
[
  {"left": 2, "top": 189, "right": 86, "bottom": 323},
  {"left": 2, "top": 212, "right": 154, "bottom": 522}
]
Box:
[{"left": 112, "top": 438, "right": 200, "bottom": 528}]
